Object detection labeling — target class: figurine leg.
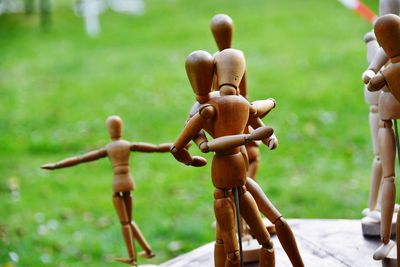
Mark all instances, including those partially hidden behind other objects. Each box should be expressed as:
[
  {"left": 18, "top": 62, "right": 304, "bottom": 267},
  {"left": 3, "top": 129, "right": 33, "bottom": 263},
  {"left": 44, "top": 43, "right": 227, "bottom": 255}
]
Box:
[
  {"left": 246, "top": 145, "right": 260, "bottom": 180},
  {"left": 113, "top": 193, "right": 137, "bottom": 266},
  {"left": 122, "top": 192, "right": 155, "bottom": 258},
  {"left": 367, "top": 156, "right": 383, "bottom": 212},
  {"left": 245, "top": 179, "right": 304, "bottom": 266},
  {"left": 373, "top": 120, "right": 396, "bottom": 260},
  {"left": 214, "top": 188, "right": 240, "bottom": 267},
  {"left": 238, "top": 186, "right": 275, "bottom": 267},
  {"left": 215, "top": 223, "right": 227, "bottom": 267},
  {"left": 368, "top": 105, "right": 383, "bottom": 212},
  {"left": 274, "top": 218, "right": 304, "bottom": 267}
]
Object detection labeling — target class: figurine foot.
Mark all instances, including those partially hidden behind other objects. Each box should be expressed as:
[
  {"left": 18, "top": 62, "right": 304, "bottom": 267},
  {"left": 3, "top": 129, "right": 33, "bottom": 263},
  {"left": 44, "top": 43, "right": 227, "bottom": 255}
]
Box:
[
  {"left": 138, "top": 250, "right": 155, "bottom": 259},
  {"left": 114, "top": 257, "right": 137, "bottom": 266},
  {"left": 364, "top": 209, "right": 381, "bottom": 221},
  {"left": 373, "top": 240, "right": 395, "bottom": 260}
]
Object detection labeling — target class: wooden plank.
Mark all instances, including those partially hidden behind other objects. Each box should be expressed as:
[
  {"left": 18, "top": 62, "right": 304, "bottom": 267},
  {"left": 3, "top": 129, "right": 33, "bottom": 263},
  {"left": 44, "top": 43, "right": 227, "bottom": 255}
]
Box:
[{"left": 160, "top": 219, "right": 385, "bottom": 267}]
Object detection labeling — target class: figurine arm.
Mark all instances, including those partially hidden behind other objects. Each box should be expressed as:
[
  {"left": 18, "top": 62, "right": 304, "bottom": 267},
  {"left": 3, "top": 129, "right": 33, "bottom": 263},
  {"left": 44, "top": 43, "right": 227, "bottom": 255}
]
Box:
[
  {"left": 250, "top": 98, "right": 276, "bottom": 119},
  {"left": 130, "top": 142, "right": 172, "bottom": 152},
  {"left": 368, "top": 71, "right": 387, "bottom": 91},
  {"left": 41, "top": 148, "right": 107, "bottom": 170},
  {"left": 170, "top": 105, "right": 215, "bottom": 166},
  {"left": 201, "top": 126, "right": 273, "bottom": 152},
  {"left": 193, "top": 130, "right": 209, "bottom": 152},
  {"left": 172, "top": 105, "right": 215, "bottom": 151},
  {"left": 362, "top": 48, "right": 389, "bottom": 84}
]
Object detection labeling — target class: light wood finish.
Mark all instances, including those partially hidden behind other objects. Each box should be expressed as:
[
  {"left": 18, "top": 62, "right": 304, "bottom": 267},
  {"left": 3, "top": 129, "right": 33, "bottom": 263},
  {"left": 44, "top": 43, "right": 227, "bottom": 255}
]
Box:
[
  {"left": 362, "top": 31, "right": 385, "bottom": 228},
  {"left": 41, "top": 115, "right": 171, "bottom": 266}
]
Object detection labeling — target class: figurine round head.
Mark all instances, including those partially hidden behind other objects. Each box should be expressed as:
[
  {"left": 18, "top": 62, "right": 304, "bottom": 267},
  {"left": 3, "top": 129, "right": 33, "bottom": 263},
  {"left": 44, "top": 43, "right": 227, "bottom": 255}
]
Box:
[
  {"left": 210, "top": 14, "right": 234, "bottom": 51},
  {"left": 374, "top": 14, "right": 400, "bottom": 60},
  {"left": 106, "top": 115, "right": 123, "bottom": 140},
  {"left": 214, "top": 48, "right": 245, "bottom": 92},
  {"left": 185, "top": 50, "right": 214, "bottom": 104}
]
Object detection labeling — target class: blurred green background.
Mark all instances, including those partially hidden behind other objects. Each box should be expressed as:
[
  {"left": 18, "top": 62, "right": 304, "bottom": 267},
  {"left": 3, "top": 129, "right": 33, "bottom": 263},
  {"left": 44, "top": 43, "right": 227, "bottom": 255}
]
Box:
[{"left": 0, "top": 0, "right": 383, "bottom": 266}]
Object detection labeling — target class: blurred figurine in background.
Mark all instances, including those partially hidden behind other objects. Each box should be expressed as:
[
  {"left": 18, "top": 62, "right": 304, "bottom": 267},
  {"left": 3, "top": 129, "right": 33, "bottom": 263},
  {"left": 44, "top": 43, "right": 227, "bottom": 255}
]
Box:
[
  {"left": 360, "top": 28, "right": 384, "bottom": 235},
  {"left": 41, "top": 115, "right": 171, "bottom": 266},
  {"left": 74, "top": 0, "right": 144, "bottom": 37}
]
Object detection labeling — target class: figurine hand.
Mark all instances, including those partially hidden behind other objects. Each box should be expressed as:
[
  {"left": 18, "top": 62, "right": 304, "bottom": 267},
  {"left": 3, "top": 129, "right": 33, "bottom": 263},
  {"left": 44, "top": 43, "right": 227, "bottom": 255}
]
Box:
[
  {"left": 261, "top": 133, "right": 278, "bottom": 150},
  {"left": 266, "top": 134, "right": 279, "bottom": 150},
  {"left": 362, "top": 69, "right": 376, "bottom": 84},
  {"left": 170, "top": 146, "right": 206, "bottom": 167},
  {"left": 191, "top": 156, "right": 207, "bottom": 167},
  {"left": 368, "top": 72, "right": 386, "bottom": 92},
  {"left": 41, "top": 163, "right": 56, "bottom": 170}
]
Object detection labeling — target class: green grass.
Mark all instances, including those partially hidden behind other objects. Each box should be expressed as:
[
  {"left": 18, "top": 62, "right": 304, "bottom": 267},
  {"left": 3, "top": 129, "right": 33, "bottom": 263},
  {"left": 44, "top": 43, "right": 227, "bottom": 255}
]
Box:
[{"left": 0, "top": 0, "right": 384, "bottom": 266}]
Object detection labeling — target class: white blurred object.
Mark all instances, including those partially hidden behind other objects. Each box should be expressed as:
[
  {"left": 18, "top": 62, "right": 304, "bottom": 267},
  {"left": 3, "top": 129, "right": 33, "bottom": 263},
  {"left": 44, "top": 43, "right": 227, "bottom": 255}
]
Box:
[
  {"left": 74, "top": 0, "right": 107, "bottom": 37},
  {"left": 108, "top": 0, "right": 144, "bottom": 15},
  {"left": 74, "top": 0, "right": 144, "bottom": 37},
  {"left": 0, "top": 0, "right": 24, "bottom": 15}
]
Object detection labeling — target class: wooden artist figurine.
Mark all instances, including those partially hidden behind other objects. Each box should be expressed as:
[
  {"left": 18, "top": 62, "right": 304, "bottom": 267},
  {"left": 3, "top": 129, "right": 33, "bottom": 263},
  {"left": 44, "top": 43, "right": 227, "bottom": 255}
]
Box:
[
  {"left": 210, "top": 13, "right": 278, "bottom": 180},
  {"left": 41, "top": 115, "right": 171, "bottom": 266},
  {"left": 361, "top": 30, "right": 384, "bottom": 233},
  {"left": 208, "top": 14, "right": 302, "bottom": 266},
  {"left": 363, "top": 1, "right": 400, "bottom": 260},
  {"left": 171, "top": 49, "right": 304, "bottom": 267}
]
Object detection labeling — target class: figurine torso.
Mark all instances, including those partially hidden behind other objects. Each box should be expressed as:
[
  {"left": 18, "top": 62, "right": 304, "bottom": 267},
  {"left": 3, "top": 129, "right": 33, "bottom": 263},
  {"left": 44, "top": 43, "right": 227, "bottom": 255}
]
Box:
[
  {"left": 106, "top": 140, "right": 135, "bottom": 192},
  {"left": 206, "top": 94, "right": 250, "bottom": 188}
]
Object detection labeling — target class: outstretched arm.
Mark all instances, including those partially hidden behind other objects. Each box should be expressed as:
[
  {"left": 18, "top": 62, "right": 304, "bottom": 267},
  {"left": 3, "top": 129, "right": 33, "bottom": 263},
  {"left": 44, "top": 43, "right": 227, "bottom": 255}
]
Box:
[
  {"left": 41, "top": 148, "right": 107, "bottom": 170},
  {"left": 130, "top": 142, "right": 171, "bottom": 152}
]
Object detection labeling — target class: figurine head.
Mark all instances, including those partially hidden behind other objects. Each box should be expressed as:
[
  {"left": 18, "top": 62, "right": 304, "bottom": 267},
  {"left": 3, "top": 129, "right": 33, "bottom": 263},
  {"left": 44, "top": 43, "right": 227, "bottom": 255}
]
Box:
[
  {"left": 210, "top": 14, "right": 234, "bottom": 51},
  {"left": 106, "top": 115, "right": 123, "bottom": 140},
  {"left": 214, "top": 48, "right": 245, "bottom": 94},
  {"left": 185, "top": 50, "right": 214, "bottom": 104},
  {"left": 374, "top": 14, "right": 400, "bottom": 61},
  {"left": 379, "top": 0, "right": 400, "bottom": 17}
]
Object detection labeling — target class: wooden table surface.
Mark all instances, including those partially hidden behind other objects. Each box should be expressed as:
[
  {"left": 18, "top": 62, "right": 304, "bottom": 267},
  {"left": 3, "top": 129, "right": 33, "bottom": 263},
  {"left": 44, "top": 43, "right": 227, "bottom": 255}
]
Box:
[{"left": 159, "top": 219, "right": 391, "bottom": 267}]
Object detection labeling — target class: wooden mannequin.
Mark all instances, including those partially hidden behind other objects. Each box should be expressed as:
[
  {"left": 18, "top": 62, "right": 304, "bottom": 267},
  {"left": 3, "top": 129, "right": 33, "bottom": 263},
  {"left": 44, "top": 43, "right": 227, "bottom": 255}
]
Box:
[
  {"left": 171, "top": 49, "right": 304, "bottom": 267},
  {"left": 363, "top": 0, "right": 400, "bottom": 260},
  {"left": 209, "top": 15, "right": 279, "bottom": 257},
  {"left": 41, "top": 115, "right": 171, "bottom": 266},
  {"left": 361, "top": 31, "right": 384, "bottom": 233}
]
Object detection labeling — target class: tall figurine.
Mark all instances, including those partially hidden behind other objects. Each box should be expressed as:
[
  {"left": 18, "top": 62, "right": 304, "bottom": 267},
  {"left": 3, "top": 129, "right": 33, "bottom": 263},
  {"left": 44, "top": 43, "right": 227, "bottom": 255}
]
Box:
[
  {"left": 208, "top": 14, "right": 304, "bottom": 266},
  {"left": 362, "top": 0, "right": 400, "bottom": 260},
  {"left": 361, "top": 30, "right": 384, "bottom": 235},
  {"left": 210, "top": 14, "right": 278, "bottom": 180},
  {"left": 41, "top": 115, "right": 171, "bottom": 266},
  {"left": 171, "top": 48, "right": 304, "bottom": 267}
]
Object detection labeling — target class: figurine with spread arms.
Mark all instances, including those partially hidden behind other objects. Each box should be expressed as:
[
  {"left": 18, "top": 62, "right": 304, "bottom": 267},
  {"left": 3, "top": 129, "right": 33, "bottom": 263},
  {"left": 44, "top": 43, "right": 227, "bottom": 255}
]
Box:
[{"left": 41, "top": 115, "right": 171, "bottom": 266}]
